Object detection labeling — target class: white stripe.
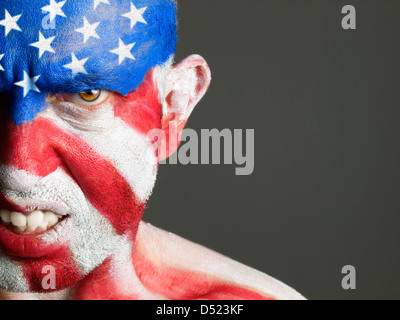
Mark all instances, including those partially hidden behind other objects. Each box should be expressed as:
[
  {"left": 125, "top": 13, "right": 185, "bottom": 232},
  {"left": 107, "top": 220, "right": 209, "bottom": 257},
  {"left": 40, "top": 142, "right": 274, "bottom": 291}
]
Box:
[
  {"left": 1, "top": 167, "right": 125, "bottom": 276},
  {"left": 110, "top": 237, "right": 165, "bottom": 299},
  {"left": 70, "top": 200, "right": 124, "bottom": 275},
  {"left": 0, "top": 165, "right": 42, "bottom": 192},
  {"left": 41, "top": 102, "right": 158, "bottom": 203},
  {"left": 26, "top": 168, "right": 124, "bottom": 274},
  {"left": 0, "top": 253, "right": 29, "bottom": 292}
]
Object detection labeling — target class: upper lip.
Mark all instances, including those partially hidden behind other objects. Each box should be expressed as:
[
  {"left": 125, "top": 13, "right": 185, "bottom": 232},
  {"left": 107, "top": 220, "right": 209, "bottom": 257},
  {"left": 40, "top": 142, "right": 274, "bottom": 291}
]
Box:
[{"left": 0, "top": 191, "right": 70, "bottom": 216}]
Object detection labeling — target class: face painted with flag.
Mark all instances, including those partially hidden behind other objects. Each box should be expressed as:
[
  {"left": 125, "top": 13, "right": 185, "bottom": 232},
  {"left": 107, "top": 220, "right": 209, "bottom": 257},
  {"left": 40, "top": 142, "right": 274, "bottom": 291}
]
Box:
[
  {"left": 0, "top": 0, "right": 208, "bottom": 293},
  {"left": 0, "top": 0, "right": 307, "bottom": 301}
]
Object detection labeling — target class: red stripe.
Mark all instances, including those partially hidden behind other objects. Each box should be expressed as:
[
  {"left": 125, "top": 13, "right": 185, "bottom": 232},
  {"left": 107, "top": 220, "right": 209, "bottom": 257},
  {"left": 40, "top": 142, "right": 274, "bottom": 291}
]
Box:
[
  {"left": 71, "top": 257, "right": 138, "bottom": 300},
  {"left": 132, "top": 245, "right": 275, "bottom": 300},
  {"left": 0, "top": 118, "right": 144, "bottom": 235},
  {"left": 16, "top": 245, "right": 82, "bottom": 293},
  {"left": 0, "top": 116, "right": 60, "bottom": 177},
  {"left": 114, "top": 70, "right": 162, "bottom": 135},
  {"left": 46, "top": 119, "right": 144, "bottom": 235}
]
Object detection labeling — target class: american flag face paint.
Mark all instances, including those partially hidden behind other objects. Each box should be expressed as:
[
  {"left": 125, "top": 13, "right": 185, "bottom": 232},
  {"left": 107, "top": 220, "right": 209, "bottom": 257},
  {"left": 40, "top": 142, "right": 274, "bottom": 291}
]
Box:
[
  {"left": 0, "top": 0, "right": 177, "bottom": 124},
  {"left": 0, "top": 0, "right": 176, "bottom": 292}
]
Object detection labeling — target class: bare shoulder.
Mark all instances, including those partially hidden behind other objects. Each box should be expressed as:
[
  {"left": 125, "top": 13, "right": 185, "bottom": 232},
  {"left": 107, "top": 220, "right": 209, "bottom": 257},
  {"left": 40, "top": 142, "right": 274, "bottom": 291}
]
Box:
[{"left": 134, "top": 221, "right": 305, "bottom": 300}]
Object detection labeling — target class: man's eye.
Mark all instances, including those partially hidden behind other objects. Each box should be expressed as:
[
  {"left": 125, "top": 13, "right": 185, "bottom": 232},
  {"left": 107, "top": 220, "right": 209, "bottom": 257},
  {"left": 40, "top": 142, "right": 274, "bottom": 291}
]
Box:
[
  {"left": 79, "top": 89, "right": 101, "bottom": 102},
  {"left": 57, "top": 90, "right": 111, "bottom": 107}
]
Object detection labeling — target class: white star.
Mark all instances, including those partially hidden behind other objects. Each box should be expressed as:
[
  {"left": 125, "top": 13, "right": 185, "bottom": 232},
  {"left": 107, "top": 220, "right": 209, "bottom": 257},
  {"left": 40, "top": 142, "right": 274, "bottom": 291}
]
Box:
[
  {"left": 14, "top": 71, "right": 41, "bottom": 97},
  {"left": 63, "top": 53, "right": 88, "bottom": 76},
  {"left": 42, "top": 0, "right": 66, "bottom": 22},
  {"left": 122, "top": 2, "right": 147, "bottom": 29},
  {"left": 110, "top": 38, "right": 135, "bottom": 65},
  {"left": 0, "top": 10, "right": 22, "bottom": 36},
  {"left": 94, "top": 0, "right": 110, "bottom": 10},
  {"left": 75, "top": 17, "right": 100, "bottom": 44},
  {"left": 30, "top": 32, "right": 55, "bottom": 58},
  {"left": 0, "top": 54, "right": 4, "bottom": 71}
]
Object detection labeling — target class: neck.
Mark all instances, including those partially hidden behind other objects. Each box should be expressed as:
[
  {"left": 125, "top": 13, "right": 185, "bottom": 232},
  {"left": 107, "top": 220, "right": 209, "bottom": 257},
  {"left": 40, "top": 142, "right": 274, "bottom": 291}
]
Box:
[{"left": 0, "top": 287, "right": 73, "bottom": 300}]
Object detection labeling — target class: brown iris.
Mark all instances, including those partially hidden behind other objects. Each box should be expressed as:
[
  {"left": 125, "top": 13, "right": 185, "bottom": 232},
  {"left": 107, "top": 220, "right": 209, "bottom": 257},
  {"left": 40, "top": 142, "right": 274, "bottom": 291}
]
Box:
[{"left": 79, "top": 89, "right": 101, "bottom": 102}]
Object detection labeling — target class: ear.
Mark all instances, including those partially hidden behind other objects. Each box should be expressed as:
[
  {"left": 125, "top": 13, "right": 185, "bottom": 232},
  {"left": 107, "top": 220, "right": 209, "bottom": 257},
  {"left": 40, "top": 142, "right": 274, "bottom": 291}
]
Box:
[{"left": 158, "top": 54, "right": 211, "bottom": 161}]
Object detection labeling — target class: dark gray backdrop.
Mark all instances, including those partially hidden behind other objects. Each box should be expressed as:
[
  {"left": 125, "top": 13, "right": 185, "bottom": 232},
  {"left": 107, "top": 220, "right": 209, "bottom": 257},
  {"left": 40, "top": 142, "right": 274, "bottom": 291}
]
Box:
[{"left": 146, "top": 0, "right": 400, "bottom": 300}]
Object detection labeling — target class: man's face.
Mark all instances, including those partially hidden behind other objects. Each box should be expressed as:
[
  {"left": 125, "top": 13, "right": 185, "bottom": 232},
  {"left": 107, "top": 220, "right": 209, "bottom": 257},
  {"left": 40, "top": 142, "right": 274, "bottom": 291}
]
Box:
[{"left": 0, "top": 0, "right": 177, "bottom": 292}]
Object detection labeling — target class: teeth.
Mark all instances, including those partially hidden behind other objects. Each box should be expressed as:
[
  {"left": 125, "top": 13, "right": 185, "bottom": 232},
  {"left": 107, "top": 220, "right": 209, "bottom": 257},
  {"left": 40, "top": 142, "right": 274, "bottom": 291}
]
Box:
[
  {"left": 27, "top": 210, "right": 44, "bottom": 231},
  {"left": 10, "top": 211, "right": 27, "bottom": 227},
  {"left": 0, "top": 210, "right": 11, "bottom": 223},
  {"left": 43, "top": 211, "right": 60, "bottom": 228},
  {"left": 0, "top": 209, "right": 64, "bottom": 233}
]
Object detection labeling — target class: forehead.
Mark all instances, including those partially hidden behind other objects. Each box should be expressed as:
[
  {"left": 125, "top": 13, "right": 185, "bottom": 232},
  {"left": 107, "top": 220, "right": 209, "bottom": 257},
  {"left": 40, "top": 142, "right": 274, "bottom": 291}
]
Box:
[{"left": 0, "top": 0, "right": 177, "bottom": 96}]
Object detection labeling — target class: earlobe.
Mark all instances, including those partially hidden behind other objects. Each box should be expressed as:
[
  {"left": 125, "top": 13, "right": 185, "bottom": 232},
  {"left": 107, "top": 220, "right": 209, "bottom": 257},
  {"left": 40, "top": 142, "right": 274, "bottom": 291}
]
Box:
[{"left": 158, "top": 55, "right": 211, "bottom": 161}]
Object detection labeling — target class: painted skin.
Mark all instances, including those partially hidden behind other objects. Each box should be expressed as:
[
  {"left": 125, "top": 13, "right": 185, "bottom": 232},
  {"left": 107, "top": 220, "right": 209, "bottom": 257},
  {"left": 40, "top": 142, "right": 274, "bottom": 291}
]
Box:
[{"left": 0, "top": 0, "right": 304, "bottom": 300}]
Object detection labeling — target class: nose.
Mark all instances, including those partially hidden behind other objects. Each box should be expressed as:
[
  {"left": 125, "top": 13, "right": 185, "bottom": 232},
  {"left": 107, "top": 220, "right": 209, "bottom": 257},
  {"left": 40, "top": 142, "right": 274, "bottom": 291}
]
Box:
[{"left": 0, "top": 94, "right": 60, "bottom": 190}]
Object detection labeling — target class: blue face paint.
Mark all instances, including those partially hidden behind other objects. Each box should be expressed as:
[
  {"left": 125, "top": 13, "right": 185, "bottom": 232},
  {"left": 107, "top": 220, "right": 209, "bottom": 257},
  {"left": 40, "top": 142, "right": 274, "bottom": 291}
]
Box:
[{"left": 0, "top": 0, "right": 177, "bottom": 124}]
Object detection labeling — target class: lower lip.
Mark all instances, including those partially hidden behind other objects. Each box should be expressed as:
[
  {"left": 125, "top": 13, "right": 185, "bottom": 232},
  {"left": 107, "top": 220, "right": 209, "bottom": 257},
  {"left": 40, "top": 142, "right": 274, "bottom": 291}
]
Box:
[{"left": 0, "top": 220, "right": 67, "bottom": 258}]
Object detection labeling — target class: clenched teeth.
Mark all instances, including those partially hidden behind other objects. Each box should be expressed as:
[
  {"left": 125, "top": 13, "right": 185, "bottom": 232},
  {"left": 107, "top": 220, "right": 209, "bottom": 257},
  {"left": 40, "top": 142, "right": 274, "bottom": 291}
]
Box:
[{"left": 0, "top": 209, "right": 63, "bottom": 233}]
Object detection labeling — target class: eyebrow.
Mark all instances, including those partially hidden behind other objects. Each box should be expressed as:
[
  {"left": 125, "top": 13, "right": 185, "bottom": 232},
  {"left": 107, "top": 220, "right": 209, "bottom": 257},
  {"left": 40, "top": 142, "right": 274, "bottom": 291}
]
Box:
[{"left": 40, "top": 68, "right": 123, "bottom": 94}]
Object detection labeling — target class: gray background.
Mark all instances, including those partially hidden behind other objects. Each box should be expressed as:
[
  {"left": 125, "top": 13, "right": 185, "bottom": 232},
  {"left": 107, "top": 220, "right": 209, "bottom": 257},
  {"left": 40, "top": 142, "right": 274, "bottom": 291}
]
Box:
[{"left": 146, "top": 0, "right": 400, "bottom": 300}]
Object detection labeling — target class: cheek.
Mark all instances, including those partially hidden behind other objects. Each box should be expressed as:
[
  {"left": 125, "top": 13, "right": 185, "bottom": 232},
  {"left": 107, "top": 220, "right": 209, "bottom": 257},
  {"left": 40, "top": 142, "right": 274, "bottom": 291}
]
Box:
[
  {"left": 0, "top": 71, "right": 162, "bottom": 238},
  {"left": 113, "top": 71, "right": 163, "bottom": 135}
]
